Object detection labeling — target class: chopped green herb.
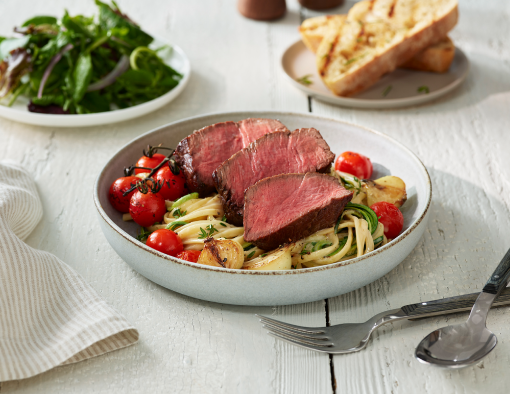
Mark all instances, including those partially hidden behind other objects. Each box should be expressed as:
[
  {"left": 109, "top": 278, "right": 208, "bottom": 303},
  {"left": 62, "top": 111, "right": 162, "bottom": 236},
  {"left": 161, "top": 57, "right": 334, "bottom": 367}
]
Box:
[
  {"left": 300, "top": 240, "right": 332, "bottom": 255},
  {"left": 247, "top": 251, "right": 256, "bottom": 259},
  {"left": 243, "top": 242, "right": 255, "bottom": 251},
  {"left": 172, "top": 192, "right": 199, "bottom": 208},
  {"left": 417, "top": 85, "right": 430, "bottom": 94},
  {"left": 172, "top": 208, "right": 187, "bottom": 218},
  {"left": 221, "top": 215, "right": 227, "bottom": 222},
  {"left": 260, "top": 253, "right": 267, "bottom": 257},
  {"left": 382, "top": 85, "right": 392, "bottom": 97},
  {"left": 296, "top": 74, "right": 313, "bottom": 86},
  {"left": 291, "top": 264, "right": 297, "bottom": 269},
  {"left": 339, "top": 175, "right": 361, "bottom": 194},
  {"left": 219, "top": 222, "right": 227, "bottom": 227},
  {"left": 326, "top": 237, "right": 348, "bottom": 257},
  {"left": 373, "top": 236, "right": 383, "bottom": 245},
  {"left": 166, "top": 220, "right": 187, "bottom": 231},
  {"left": 198, "top": 224, "right": 219, "bottom": 239},
  {"left": 136, "top": 227, "right": 151, "bottom": 242}
]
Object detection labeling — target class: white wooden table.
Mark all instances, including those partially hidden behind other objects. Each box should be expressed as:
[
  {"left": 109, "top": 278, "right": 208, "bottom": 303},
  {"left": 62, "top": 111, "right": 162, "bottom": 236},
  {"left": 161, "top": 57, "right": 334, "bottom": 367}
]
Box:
[{"left": 2, "top": 0, "right": 510, "bottom": 392}]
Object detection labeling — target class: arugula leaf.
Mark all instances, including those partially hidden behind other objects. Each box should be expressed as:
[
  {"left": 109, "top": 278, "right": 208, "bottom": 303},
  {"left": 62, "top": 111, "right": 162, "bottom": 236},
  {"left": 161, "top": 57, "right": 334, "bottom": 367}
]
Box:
[
  {"left": 96, "top": 0, "right": 153, "bottom": 47},
  {"left": 73, "top": 53, "right": 92, "bottom": 103},
  {"left": 22, "top": 16, "right": 57, "bottom": 27}
]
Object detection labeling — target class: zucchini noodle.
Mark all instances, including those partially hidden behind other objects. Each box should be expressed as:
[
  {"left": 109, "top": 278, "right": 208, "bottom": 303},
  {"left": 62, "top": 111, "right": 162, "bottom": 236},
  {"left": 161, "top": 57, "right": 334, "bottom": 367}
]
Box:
[{"left": 124, "top": 190, "right": 388, "bottom": 270}]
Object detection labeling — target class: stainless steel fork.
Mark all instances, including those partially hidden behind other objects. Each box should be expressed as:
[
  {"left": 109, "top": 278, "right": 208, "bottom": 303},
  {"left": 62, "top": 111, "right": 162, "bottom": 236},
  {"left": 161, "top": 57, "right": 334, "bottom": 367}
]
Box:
[{"left": 257, "top": 287, "right": 510, "bottom": 354}]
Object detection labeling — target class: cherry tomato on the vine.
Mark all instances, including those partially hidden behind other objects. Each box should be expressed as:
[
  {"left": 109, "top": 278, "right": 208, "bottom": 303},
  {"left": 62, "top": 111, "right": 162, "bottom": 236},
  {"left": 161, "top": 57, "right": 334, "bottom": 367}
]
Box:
[
  {"left": 176, "top": 250, "right": 201, "bottom": 263},
  {"left": 108, "top": 176, "right": 140, "bottom": 213},
  {"left": 129, "top": 189, "right": 166, "bottom": 227},
  {"left": 135, "top": 153, "right": 166, "bottom": 174},
  {"left": 370, "top": 202, "right": 404, "bottom": 240},
  {"left": 335, "top": 151, "right": 373, "bottom": 179},
  {"left": 146, "top": 229, "right": 184, "bottom": 257},
  {"left": 154, "top": 165, "right": 187, "bottom": 201}
]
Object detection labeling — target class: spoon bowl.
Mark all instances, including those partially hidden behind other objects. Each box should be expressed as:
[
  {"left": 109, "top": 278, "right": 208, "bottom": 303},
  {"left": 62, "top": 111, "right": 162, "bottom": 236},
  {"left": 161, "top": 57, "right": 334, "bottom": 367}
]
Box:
[
  {"left": 414, "top": 246, "right": 510, "bottom": 370},
  {"left": 415, "top": 322, "right": 498, "bottom": 368}
]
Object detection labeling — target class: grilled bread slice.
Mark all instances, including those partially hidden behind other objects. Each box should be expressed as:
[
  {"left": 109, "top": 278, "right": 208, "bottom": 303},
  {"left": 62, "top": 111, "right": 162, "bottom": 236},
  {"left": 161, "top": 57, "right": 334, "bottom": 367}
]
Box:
[
  {"left": 299, "top": 15, "right": 347, "bottom": 53},
  {"left": 316, "top": 0, "right": 458, "bottom": 96},
  {"left": 300, "top": 14, "right": 455, "bottom": 73},
  {"left": 400, "top": 36, "right": 455, "bottom": 72}
]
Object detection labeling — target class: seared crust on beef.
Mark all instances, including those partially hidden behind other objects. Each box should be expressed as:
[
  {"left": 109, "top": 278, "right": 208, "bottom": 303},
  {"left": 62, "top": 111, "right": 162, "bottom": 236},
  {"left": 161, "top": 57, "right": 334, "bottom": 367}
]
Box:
[
  {"left": 213, "top": 128, "right": 335, "bottom": 226},
  {"left": 243, "top": 173, "right": 353, "bottom": 250}
]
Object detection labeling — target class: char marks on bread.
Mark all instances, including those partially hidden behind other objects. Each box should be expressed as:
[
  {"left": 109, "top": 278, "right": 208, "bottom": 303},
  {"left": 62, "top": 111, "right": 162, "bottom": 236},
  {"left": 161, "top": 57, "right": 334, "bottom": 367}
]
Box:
[
  {"left": 316, "top": 0, "right": 458, "bottom": 96},
  {"left": 213, "top": 128, "right": 336, "bottom": 226},
  {"left": 243, "top": 173, "right": 353, "bottom": 251},
  {"left": 173, "top": 118, "right": 289, "bottom": 196}
]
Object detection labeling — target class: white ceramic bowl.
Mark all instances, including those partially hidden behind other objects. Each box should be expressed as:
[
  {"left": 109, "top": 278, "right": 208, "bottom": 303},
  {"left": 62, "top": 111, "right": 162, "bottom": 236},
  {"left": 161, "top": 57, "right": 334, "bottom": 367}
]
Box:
[{"left": 93, "top": 111, "right": 431, "bottom": 306}]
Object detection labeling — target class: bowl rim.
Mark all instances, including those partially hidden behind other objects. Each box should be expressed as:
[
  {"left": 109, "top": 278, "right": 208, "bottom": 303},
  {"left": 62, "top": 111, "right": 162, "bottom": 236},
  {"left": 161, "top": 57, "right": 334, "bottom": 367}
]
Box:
[{"left": 93, "top": 110, "right": 432, "bottom": 276}]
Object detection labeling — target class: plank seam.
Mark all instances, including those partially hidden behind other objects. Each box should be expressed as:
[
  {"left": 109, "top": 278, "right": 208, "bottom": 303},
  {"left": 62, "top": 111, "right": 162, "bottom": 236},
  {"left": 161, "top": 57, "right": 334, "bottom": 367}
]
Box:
[{"left": 325, "top": 298, "right": 337, "bottom": 394}]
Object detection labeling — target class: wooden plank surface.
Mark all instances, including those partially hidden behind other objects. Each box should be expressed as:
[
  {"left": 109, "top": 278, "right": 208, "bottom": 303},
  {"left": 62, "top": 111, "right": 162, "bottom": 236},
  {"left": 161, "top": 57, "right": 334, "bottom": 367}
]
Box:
[{"left": 1, "top": 0, "right": 510, "bottom": 393}]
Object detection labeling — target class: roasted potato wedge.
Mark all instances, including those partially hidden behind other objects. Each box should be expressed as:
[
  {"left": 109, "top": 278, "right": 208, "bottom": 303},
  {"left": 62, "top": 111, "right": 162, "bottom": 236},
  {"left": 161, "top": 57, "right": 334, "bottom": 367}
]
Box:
[
  {"left": 243, "top": 246, "right": 292, "bottom": 271},
  {"left": 362, "top": 176, "right": 407, "bottom": 208},
  {"left": 197, "top": 238, "right": 244, "bottom": 269}
]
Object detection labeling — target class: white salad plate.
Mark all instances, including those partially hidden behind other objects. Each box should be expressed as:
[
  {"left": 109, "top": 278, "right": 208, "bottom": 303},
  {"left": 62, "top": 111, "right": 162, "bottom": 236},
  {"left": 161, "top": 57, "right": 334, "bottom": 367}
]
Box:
[
  {"left": 94, "top": 111, "right": 431, "bottom": 306},
  {"left": 281, "top": 40, "right": 469, "bottom": 109},
  {"left": 0, "top": 41, "right": 190, "bottom": 127}
]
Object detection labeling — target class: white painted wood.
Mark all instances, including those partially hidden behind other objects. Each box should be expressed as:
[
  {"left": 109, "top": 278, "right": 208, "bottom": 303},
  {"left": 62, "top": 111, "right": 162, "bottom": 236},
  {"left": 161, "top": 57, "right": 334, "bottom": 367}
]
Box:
[{"left": 2, "top": 0, "right": 510, "bottom": 393}]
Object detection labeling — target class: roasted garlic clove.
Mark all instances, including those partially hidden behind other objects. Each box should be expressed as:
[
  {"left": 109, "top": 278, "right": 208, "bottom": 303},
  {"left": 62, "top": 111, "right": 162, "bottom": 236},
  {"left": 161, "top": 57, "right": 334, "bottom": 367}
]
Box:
[
  {"left": 362, "top": 176, "right": 407, "bottom": 208},
  {"left": 197, "top": 238, "right": 244, "bottom": 269}
]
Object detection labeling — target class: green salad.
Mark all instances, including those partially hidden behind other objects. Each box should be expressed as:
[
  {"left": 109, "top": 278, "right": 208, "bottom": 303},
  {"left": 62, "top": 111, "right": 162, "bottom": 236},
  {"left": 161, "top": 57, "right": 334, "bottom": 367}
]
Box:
[{"left": 0, "top": 1, "right": 182, "bottom": 114}]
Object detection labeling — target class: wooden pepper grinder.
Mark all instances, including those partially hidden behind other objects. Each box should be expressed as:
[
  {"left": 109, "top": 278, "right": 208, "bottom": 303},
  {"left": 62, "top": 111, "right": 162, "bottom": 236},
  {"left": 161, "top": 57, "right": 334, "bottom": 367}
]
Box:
[
  {"left": 298, "top": 0, "right": 344, "bottom": 10},
  {"left": 238, "top": 0, "right": 286, "bottom": 21}
]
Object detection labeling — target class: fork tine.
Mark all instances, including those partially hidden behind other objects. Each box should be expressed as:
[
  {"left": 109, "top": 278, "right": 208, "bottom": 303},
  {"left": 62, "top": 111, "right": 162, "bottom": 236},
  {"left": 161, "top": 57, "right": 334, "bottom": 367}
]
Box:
[
  {"left": 267, "top": 332, "right": 334, "bottom": 353},
  {"left": 263, "top": 324, "right": 333, "bottom": 345},
  {"left": 256, "top": 314, "right": 325, "bottom": 334},
  {"left": 262, "top": 322, "right": 330, "bottom": 341}
]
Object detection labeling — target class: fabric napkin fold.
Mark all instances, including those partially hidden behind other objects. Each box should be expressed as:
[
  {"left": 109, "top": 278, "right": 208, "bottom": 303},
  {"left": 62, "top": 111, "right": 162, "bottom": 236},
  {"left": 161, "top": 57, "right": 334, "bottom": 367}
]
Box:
[{"left": 0, "top": 161, "right": 138, "bottom": 382}]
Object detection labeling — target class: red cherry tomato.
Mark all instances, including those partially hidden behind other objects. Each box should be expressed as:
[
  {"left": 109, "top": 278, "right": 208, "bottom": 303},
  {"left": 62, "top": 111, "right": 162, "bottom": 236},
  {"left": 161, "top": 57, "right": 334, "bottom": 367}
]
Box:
[
  {"left": 129, "top": 190, "right": 166, "bottom": 227},
  {"left": 370, "top": 202, "right": 404, "bottom": 240},
  {"left": 176, "top": 250, "right": 201, "bottom": 263},
  {"left": 335, "top": 151, "right": 373, "bottom": 179},
  {"left": 146, "top": 229, "right": 184, "bottom": 257},
  {"left": 154, "top": 165, "right": 187, "bottom": 201},
  {"left": 135, "top": 153, "right": 166, "bottom": 174},
  {"left": 108, "top": 176, "right": 140, "bottom": 213}
]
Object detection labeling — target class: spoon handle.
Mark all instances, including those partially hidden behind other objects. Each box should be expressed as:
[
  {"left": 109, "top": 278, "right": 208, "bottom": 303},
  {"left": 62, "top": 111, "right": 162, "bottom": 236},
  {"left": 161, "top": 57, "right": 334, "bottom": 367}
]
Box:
[
  {"left": 400, "top": 286, "right": 510, "bottom": 318},
  {"left": 483, "top": 248, "right": 510, "bottom": 294}
]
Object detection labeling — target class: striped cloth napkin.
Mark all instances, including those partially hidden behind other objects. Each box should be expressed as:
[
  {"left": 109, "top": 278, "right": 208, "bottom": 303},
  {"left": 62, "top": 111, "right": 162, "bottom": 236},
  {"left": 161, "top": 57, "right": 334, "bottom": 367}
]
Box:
[{"left": 0, "top": 162, "right": 138, "bottom": 382}]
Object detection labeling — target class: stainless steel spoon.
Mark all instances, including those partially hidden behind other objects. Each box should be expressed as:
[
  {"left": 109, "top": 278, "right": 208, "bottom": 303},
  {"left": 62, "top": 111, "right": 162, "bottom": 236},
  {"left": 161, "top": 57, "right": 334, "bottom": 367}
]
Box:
[{"left": 415, "top": 248, "right": 510, "bottom": 368}]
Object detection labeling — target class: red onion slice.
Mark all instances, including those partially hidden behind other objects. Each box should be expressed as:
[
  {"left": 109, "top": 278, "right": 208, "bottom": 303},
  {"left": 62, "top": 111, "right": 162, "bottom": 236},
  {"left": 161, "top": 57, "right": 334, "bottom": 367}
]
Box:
[
  {"left": 37, "top": 43, "right": 73, "bottom": 99},
  {"left": 87, "top": 55, "right": 129, "bottom": 92}
]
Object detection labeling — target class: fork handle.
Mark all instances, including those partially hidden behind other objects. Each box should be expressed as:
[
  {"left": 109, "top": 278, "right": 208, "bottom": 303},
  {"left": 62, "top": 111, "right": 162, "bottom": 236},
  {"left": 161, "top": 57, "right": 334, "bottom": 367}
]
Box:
[{"left": 399, "top": 286, "right": 510, "bottom": 318}]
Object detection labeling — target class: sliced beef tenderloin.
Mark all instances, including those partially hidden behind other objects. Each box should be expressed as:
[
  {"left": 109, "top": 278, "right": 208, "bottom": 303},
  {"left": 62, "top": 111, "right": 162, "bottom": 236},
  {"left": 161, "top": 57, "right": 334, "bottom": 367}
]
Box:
[
  {"left": 237, "top": 118, "right": 288, "bottom": 146},
  {"left": 213, "top": 128, "right": 335, "bottom": 225},
  {"left": 243, "top": 173, "right": 353, "bottom": 251},
  {"left": 173, "top": 118, "right": 288, "bottom": 196}
]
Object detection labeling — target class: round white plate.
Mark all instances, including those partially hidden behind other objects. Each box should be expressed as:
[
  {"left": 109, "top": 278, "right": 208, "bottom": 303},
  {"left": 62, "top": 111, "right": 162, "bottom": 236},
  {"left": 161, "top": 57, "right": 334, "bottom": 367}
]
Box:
[
  {"left": 281, "top": 40, "right": 469, "bottom": 109},
  {"left": 0, "top": 40, "right": 190, "bottom": 127},
  {"left": 94, "top": 111, "right": 432, "bottom": 306}
]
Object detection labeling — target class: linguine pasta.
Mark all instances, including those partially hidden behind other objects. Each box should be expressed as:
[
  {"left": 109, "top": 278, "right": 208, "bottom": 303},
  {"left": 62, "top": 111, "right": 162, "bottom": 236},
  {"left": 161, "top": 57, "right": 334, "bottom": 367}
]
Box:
[{"left": 132, "top": 190, "right": 387, "bottom": 270}]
